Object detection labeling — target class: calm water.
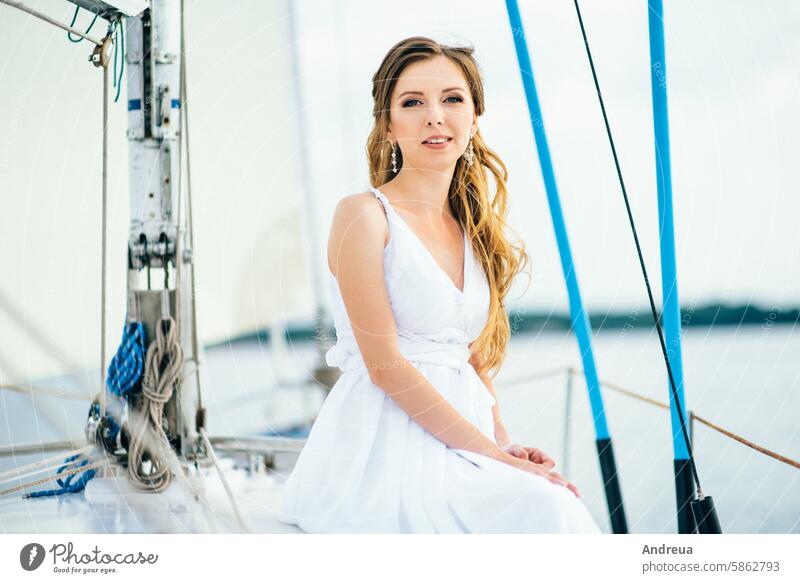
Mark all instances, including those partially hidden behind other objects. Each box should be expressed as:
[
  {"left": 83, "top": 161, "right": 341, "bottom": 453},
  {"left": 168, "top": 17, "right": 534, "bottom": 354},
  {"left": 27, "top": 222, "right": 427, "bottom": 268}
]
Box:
[
  {"left": 2, "top": 322, "right": 797, "bottom": 533},
  {"left": 496, "top": 323, "right": 800, "bottom": 534}
]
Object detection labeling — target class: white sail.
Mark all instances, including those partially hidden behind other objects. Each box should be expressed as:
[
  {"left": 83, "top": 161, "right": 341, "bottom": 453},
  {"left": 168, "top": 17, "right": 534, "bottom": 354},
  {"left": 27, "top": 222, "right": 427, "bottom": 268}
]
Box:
[{"left": 0, "top": 2, "right": 312, "bottom": 383}]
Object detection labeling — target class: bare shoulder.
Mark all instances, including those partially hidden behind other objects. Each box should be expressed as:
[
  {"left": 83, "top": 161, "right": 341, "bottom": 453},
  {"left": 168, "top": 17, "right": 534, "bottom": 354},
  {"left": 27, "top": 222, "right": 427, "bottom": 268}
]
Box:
[
  {"left": 328, "top": 191, "right": 389, "bottom": 276},
  {"left": 327, "top": 191, "right": 400, "bottom": 378},
  {"left": 333, "top": 191, "right": 384, "bottom": 220}
]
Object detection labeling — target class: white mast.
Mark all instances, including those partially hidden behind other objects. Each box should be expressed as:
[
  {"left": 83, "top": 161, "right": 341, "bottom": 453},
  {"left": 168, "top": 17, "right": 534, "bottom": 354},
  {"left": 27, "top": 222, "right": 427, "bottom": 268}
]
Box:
[{"left": 124, "top": 0, "right": 201, "bottom": 461}]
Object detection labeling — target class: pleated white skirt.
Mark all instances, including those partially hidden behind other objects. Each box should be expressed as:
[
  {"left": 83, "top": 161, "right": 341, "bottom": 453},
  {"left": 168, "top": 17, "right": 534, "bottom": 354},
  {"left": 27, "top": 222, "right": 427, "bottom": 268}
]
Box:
[{"left": 279, "top": 354, "right": 603, "bottom": 534}]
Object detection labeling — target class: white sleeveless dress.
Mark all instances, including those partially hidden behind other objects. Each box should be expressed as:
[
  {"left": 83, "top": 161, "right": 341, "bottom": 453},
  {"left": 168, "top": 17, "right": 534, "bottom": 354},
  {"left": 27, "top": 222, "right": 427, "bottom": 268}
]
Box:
[{"left": 279, "top": 186, "right": 602, "bottom": 533}]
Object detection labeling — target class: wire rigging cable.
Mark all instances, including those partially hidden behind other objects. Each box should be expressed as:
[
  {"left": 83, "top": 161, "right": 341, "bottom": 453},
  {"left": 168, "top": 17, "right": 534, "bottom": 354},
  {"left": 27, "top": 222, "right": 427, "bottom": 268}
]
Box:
[{"left": 571, "top": 0, "right": 704, "bottom": 496}]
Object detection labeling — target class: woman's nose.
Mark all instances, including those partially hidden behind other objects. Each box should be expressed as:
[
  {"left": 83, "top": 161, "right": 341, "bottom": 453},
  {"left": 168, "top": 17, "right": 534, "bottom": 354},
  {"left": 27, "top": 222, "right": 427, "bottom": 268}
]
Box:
[{"left": 425, "top": 104, "right": 445, "bottom": 126}]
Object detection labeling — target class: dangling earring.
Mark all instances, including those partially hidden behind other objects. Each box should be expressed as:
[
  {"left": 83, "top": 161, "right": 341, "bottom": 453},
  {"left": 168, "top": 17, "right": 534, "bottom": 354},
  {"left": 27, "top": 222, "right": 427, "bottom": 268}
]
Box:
[
  {"left": 464, "top": 135, "right": 475, "bottom": 167},
  {"left": 391, "top": 141, "right": 398, "bottom": 174}
]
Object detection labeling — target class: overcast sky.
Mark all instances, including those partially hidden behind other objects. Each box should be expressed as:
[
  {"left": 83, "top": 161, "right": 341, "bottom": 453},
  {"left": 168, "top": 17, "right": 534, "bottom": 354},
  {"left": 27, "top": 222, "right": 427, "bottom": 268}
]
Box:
[
  {"left": 296, "top": 0, "right": 800, "bottom": 313},
  {"left": 1, "top": 0, "right": 798, "bottom": 377}
]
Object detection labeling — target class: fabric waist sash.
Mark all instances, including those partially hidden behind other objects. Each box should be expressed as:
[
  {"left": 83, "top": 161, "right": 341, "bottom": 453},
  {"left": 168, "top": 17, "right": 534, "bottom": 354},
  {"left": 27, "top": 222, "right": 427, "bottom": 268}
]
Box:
[{"left": 326, "top": 336, "right": 471, "bottom": 373}]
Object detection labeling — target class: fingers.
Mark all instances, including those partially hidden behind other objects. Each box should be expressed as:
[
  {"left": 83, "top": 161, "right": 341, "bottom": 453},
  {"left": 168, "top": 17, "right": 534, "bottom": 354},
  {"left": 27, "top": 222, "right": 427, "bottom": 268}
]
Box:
[
  {"left": 525, "top": 447, "right": 556, "bottom": 468},
  {"left": 563, "top": 481, "right": 581, "bottom": 497},
  {"left": 516, "top": 461, "right": 581, "bottom": 498},
  {"left": 512, "top": 446, "right": 529, "bottom": 460},
  {"left": 537, "top": 457, "right": 556, "bottom": 469},
  {"left": 542, "top": 468, "right": 581, "bottom": 498},
  {"left": 504, "top": 444, "right": 529, "bottom": 460}
]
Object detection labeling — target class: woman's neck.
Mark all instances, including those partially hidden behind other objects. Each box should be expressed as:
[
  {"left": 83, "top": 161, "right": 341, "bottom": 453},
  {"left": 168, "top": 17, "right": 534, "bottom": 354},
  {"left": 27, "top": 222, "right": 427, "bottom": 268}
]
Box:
[{"left": 381, "top": 168, "right": 455, "bottom": 218}]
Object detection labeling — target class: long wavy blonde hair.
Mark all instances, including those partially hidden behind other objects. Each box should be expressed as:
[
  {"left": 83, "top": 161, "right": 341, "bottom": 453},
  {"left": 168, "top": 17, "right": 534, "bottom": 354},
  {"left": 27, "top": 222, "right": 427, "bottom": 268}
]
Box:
[{"left": 366, "top": 36, "right": 530, "bottom": 378}]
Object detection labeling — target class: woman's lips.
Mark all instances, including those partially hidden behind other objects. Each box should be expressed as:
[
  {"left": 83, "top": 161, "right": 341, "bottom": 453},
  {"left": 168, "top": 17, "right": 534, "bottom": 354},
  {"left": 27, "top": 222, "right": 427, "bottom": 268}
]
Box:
[{"left": 422, "top": 137, "right": 452, "bottom": 150}]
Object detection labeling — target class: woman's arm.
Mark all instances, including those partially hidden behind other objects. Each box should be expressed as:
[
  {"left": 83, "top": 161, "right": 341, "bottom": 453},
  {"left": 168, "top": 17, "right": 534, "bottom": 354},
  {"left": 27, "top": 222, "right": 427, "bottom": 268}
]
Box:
[
  {"left": 468, "top": 344, "right": 512, "bottom": 447},
  {"left": 329, "top": 194, "right": 518, "bottom": 464},
  {"left": 468, "top": 344, "right": 561, "bottom": 471}
]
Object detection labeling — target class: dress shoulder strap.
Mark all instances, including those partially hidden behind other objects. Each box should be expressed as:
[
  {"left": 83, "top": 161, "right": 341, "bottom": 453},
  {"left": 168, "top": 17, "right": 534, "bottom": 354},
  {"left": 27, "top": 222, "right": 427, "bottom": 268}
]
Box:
[
  {"left": 367, "top": 186, "right": 394, "bottom": 248},
  {"left": 367, "top": 186, "right": 391, "bottom": 216}
]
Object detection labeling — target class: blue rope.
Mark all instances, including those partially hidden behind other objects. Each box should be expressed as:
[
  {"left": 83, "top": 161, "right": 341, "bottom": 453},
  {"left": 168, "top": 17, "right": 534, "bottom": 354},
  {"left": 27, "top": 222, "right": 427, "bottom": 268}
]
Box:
[
  {"left": 106, "top": 320, "right": 146, "bottom": 398},
  {"left": 25, "top": 319, "right": 146, "bottom": 498},
  {"left": 103, "top": 320, "right": 145, "bottom": 444},
  {"left": 24, "top": 454, "right": 96, "bottom": 498}
]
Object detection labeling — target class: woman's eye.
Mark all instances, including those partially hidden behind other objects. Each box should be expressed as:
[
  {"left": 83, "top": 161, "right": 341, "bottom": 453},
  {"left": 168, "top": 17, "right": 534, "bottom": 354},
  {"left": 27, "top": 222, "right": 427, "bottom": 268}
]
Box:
[{"left": 402, "top": 96, "right": 463, "bottom": 107}]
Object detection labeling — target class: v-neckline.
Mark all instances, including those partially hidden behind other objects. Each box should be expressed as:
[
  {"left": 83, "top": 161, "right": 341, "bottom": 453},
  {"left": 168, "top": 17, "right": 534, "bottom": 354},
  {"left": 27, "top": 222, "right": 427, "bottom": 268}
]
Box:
[{"left": 372, "top": 187, "right": 468, "bottom": 297}]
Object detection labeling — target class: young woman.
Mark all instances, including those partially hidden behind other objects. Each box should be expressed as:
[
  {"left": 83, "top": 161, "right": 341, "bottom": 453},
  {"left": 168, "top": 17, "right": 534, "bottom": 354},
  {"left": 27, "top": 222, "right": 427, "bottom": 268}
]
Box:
[{"left": 280, "top": 36, "right": 602, "bottom": 534}]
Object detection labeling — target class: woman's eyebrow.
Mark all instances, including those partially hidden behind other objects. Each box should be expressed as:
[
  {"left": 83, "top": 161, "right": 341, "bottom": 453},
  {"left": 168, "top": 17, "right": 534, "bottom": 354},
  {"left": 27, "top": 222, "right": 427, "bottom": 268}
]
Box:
[{"left": 397, "top": 87, "right": 465, "bottom": 99}]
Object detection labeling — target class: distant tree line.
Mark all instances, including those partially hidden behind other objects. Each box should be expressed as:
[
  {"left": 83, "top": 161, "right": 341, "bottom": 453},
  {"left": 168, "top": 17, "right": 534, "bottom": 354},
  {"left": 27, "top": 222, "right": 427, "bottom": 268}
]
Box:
[{"left": 216, "top": 302, "right": 800, "bottom": 347}]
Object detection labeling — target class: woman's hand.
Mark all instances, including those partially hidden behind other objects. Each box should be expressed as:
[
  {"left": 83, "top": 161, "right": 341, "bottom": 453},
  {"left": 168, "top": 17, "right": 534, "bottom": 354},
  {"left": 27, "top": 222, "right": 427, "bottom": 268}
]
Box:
[
  {"left": 512, "top": 458, "right": 581, "bottom": 498},
  {"left": 502, "top": 443, "right": 557, "bottom": 469},
  {"left": 495, "top": 441, "right": 580, "bottom": 497},
  {"left": 493, "top": 428, "right": 578, "bottom": 497}
]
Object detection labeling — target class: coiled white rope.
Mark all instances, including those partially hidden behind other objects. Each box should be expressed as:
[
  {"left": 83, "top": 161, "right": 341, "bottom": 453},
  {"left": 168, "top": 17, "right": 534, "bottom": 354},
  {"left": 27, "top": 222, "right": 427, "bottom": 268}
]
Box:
[{"left": 126, "top": 315, "right": 183, "bottom": 492}]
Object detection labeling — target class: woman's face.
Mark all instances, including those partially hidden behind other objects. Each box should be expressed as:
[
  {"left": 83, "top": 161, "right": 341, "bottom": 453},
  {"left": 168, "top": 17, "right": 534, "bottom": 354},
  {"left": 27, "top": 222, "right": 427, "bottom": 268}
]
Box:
[{"left": 387, "top": 55, "right": 477, "bottom": 176}]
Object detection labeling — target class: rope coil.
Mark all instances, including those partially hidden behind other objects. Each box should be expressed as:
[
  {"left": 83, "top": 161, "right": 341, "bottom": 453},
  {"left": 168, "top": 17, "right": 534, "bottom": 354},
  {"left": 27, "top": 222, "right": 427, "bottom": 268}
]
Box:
[
  {"left": 127, "top": 316, "right": 183, "bottom": 492},
  {"left": 106, "top": 321, "right": 146, "bottom": 398}
]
